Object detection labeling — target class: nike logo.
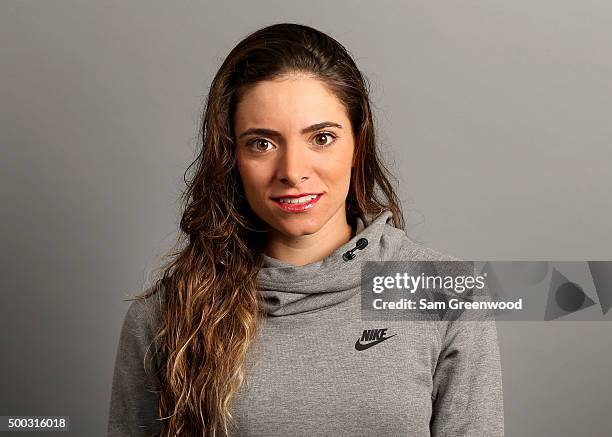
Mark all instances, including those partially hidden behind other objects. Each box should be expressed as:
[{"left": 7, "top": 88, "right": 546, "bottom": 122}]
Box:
[{"left": 355, "top": 328, "right": 397, "bottom": 351}]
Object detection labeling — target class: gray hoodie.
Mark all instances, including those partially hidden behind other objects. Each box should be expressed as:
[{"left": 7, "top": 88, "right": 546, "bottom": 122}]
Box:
[{"left": 108, "top": 210, "right": 504, "bottom": 436}]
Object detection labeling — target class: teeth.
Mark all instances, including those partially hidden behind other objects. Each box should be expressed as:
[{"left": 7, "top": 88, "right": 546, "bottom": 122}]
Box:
[{"left": 278, "top": 194, "right": 318, "bottom": 204}]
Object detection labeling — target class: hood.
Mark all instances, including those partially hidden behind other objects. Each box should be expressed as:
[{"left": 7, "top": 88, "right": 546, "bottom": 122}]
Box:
[{"left": 257, "top": 209, "right": 408, "bottom": 317}]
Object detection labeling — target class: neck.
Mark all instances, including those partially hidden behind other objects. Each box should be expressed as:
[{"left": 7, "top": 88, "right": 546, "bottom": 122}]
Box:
[{"left": 264, "top": 210, "right": 354, "bottom": 267}]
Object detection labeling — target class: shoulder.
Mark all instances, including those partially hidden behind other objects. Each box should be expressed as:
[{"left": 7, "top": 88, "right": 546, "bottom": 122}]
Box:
[
  {"left": 115, "top": 285, "right": 166, "bottom": 375},
  {"left": 390, "top": 229, "right": 462, "bottom": 262},
  {"left": 121, "top": 285, "right": 165, "bottom": 336}
]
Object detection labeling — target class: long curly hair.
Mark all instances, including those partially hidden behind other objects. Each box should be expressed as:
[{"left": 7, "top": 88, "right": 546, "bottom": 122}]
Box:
[{"left": 133, "top": 22, "right": 405, "bottom": 437}]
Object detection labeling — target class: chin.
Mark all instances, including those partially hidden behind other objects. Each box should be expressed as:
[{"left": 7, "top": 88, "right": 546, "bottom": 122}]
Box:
[{"left": 274, "top": 216, "right": 322, "bottom": 238}]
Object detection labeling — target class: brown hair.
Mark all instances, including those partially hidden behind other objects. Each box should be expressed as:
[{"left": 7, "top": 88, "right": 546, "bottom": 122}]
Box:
[{"left": 135, "top": 22, "right": 405, "bottom": 436}]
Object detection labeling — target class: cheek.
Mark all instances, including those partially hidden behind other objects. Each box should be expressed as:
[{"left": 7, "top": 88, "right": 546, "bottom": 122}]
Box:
[
  {"left": 237, "top": 160, "right": 268, "bottom": 195},
  {"left": 320, "top": 153, "right": 353, "bottom": 191}
]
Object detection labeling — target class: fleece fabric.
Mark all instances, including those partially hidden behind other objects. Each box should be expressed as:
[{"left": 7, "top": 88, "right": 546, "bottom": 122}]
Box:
[{"left": 108, "top": 209, "right": 504, "bottom": 436}]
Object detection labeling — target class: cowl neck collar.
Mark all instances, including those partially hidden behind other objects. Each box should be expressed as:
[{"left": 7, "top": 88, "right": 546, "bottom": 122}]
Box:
[{"left": 257, "top": 210, "right": 402, "bottom": 317}]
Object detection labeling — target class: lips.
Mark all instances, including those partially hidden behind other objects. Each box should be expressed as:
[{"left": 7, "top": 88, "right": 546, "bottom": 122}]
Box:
[
  {"left": 271, "top": 193, "right": 323, "bottom": 213},
  {"left": 271, "top": 192, "right": 322, "bottom": 200}
]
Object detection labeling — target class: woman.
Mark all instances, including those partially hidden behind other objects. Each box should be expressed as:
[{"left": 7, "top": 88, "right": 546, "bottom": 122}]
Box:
[{"left": 108, "top": 23, "right": 504, "bottom": 437}]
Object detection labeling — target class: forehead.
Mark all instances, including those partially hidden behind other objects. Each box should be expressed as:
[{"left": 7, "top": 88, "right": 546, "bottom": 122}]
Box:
[{"left": 233, "top": 74, "right": 349, "bottom": 130}]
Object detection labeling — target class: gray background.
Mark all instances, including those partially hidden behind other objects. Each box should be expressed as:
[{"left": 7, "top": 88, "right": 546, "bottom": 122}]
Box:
[{"left": 1, "top": 1, "right": 611, "bottom": 436}]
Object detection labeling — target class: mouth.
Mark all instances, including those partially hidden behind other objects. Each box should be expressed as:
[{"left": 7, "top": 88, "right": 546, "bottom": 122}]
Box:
[{"left": 270, "top": 193, "right": 324, "bottom": 213}]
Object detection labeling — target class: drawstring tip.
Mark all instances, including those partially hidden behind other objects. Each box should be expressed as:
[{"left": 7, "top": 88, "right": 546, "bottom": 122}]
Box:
[{"left": 342, "top": 238, "right": 368, "bottom": 262}]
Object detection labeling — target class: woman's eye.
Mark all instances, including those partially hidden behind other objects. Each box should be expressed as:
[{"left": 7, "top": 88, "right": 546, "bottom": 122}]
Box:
[
  {"left": 312, "top": 132, "right": 336, "bottom": 147},
  {"left": 247, "top": 133, "right": 336, "bottom": 152},
  {"left": 248, "top": 139, "right": 274, "bottom": 152}
]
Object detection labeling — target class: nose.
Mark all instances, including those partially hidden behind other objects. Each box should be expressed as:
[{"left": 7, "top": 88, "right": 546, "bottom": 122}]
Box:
[{"left": 278, "top": 143, "right": 309, "bottom": 187}]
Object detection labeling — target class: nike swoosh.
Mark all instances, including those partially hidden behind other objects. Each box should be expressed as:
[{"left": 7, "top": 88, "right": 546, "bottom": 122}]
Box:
[{"left": 354, "top": 334, "right": 397, "bottom": 351}]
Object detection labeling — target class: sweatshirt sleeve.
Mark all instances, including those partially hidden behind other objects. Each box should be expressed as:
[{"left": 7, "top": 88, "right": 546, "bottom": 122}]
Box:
[
  {"left": 107, "top": 296, "right": 163, "bottom": 437},
  {"left": 429, "top": 292, "right": 505, "bottom": 436}
]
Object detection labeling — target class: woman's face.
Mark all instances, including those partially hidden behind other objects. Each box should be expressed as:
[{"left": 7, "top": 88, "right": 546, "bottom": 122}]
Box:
[{"left": 233, "top": 73, "right": 355, "bottom": 239}]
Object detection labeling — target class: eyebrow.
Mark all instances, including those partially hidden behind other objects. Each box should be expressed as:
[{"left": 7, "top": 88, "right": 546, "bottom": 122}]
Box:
[{"left": 237, "top": 121, "right": 343, "bottom": 140}]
